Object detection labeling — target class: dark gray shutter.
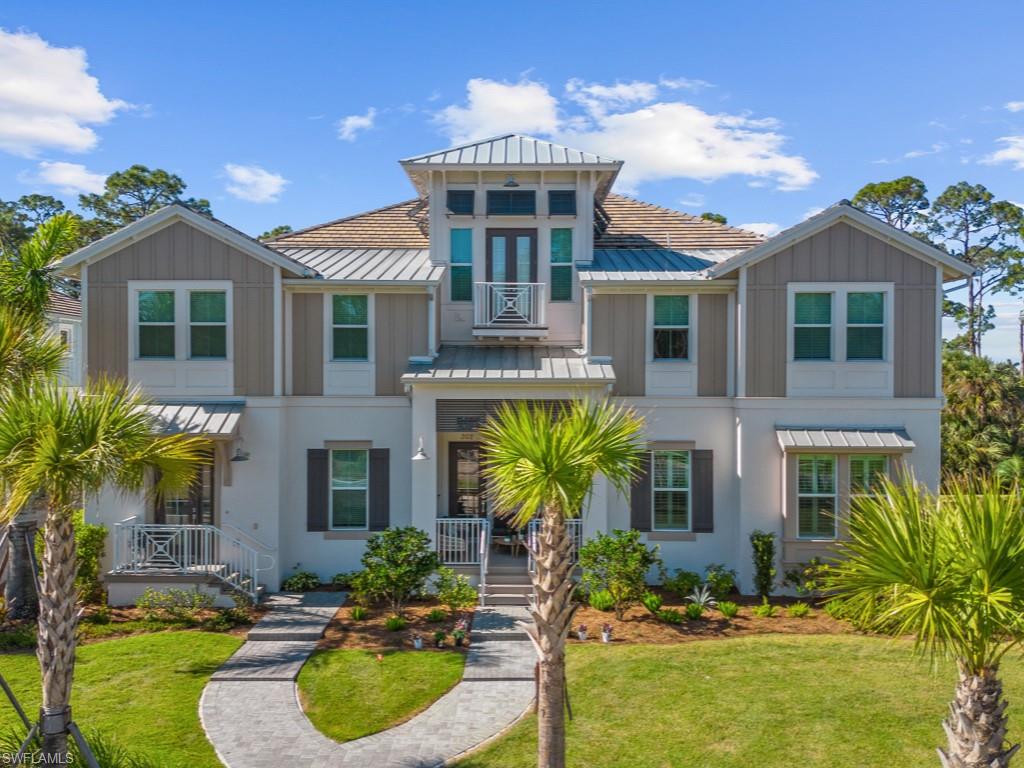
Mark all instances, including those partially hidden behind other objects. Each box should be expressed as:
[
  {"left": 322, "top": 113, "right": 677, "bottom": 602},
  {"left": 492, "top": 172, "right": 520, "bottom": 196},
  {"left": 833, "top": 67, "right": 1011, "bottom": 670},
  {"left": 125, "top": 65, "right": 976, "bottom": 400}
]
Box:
[
  {"left": 368, "top": 448, "right": 390, "bottom": 531},
  {"left": 692, "top": 449, "right": 714, "bottom": 533},
  {"left": 630, "top": 452, "right": 652, "bottom": 532},
  {"left": 307, "top": 449, "right": 328, "bottom": 532}
]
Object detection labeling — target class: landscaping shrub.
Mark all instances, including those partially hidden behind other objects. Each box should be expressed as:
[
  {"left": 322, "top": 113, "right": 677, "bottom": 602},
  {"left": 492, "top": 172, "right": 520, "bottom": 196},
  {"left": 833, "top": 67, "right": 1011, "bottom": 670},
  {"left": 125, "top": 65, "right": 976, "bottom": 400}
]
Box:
[
  {"left": 752, "top": 597, "right": 777, "bottom": 618},
  {"left": 823, "top": 598, "right": 846, "bottom": 620},
  {"left": 684, "top": 603, "right": 705, "bottom": 621},
  {"left": 350, "top": 605, "right": 368, "bottom": 621},
  {"left": 350, "top": 527, "right": 440, "bottom": 615},
  {"left": 588, "top": 589, "right": 615, "bottom": 612},
  {"left": 787, "top": 601, "right": 811, "bottom": 618},
  {"left": 34, "top": 509, "right": 107, "bottom": 604},
  {"left": 656, "top": 608, "right": 684, "bottom": 624},
  {"left": 0, "top": 622, "right": 35, "bottom": 649},
  {"left": 578, "top": 529, "right": 662, "bottom": 620},
  {"left": 641, "top": 591, "right": 663, "bottom": 614},
  {"left": 281, "top": 570, "right": 321, "bottom": 592},
  {"left": 0, "top": 727, "right": 161, "bottom": 768},
  {"left": 718, "top": 601, "right": 740, "bottom": 619},
  {"left": 200, "top": 613, "right": 233, "bottom": 632},
  {"left": 749, "top": 530, "right": 777, "bottom": 598},
  {"left": 663, "top": 569, "right": 702, "bottom": 597},
  {"left": 686, "top": 584, "right": 718, "bottom": 611},
  {"left": 331, "top": 571, "right": 358, "bottom": 589},
  {"left": 703, "top": 563, "right": 738, "bottom": 600},
  {"left": 135, "top": 588, "right": 214, "bottom": 623},
  {"left": 385, "top": 615, "right": 407, "bottom": 632},
  {"left": 434, "top": 566, "right": 479, "bottom": 615},
  {"left": 426, "top": 608, "right": 446, "bottom": 623},
  {"left": 782, "top": 557, "right": 832, "bottom": 596}
]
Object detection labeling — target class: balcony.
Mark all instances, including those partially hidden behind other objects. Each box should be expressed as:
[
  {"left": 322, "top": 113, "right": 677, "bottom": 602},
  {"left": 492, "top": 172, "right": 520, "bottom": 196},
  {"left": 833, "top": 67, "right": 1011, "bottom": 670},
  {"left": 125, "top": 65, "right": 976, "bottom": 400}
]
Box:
[{"left": 473, "top": 282, "right": 547, "bottom": 338}]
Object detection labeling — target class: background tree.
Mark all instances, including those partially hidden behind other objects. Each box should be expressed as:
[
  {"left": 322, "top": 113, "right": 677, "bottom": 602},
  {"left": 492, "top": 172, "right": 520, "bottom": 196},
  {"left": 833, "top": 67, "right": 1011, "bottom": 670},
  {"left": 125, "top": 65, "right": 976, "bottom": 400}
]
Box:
[
  {"left": 0, "top": 213, "right": 79, "bottom": 318},
  {"left": 259, "top": 224, "right": 292, "bottom": 241},
  {"left": 481, "top": 399, "right": 644, "bottom": 768},
  {"left": 700, "top": 212, "right": 727, "bottom": 224},
  {"left": 852, "top": 176, "right": 929, "bottom": 230},
  {"left": 79, "top": 165, "right": 212, "bottom": 236}
]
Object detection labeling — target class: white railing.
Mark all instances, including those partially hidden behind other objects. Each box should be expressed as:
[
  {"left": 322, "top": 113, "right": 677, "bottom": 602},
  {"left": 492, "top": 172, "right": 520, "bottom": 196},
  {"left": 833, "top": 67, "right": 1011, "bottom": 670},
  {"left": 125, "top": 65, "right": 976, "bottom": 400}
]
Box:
[
  {"left": 478, "top": 523, "right": 489, "bottom": 606},
  {"left": 527, "top": 518, "right": 583, "bottom": 574},
  {"left": 112, "top": 521, "right": 262, "bottom": 602},
  {"left": 436, "top": 517, "right": 489, "bottom": 565},
  {"left": 473, "top": 282, "right": 547, "bottom": 328}
]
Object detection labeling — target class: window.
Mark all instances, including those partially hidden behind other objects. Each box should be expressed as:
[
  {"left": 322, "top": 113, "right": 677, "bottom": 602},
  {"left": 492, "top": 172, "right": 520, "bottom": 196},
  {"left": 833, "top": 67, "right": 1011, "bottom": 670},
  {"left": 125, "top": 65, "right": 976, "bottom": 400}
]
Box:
[
  {"left": 550, "top": 228, "right": 573, "bottom": 301},
  {"left": 330, "top": 449, "right": 368, "bottom": 529},
  {"left": 450, "top": 229, "right": 473, "bottom": 302},
  {"left": 653, "top": 295, "right": 689, "bottom": 360},
  {"left": 548, "top": 190, "right": 576, "bottom": 215},
  {"left": 332, "top": 295, "right": 369, "bottom": 360},
  {"left": 487, "top": 190, "right": 536, "bottom": 216},
  {"left": 447, "top": 190, "right": 474, "bottom": 215},
  {"left": 797, "top": 455, "right": 836, "bottom": 539},
  {"left": 138, "top": 290, "right": 175, "bottom": 358},
  {"left": 189, "top": 291, "right": 227, "bottom": 359},
  {"left": 653, "top": 450, "right": 690, "bottom": 530},
  {"left": 794, "top": 293, "right": 832, "bottom": 360},
  {"left": 847, "top": 292, "right": 885, "bottom": 360},
  {"left": 850, "top": 454, "right": 888, "bottom": 497}
]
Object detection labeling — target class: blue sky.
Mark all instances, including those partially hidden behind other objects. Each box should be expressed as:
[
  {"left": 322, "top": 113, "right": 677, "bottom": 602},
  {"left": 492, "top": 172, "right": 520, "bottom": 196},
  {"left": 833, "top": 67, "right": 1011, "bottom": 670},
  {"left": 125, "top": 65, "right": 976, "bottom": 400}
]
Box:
[{"left": 1, "top": 1, "right": 1022, "bottom": 360}]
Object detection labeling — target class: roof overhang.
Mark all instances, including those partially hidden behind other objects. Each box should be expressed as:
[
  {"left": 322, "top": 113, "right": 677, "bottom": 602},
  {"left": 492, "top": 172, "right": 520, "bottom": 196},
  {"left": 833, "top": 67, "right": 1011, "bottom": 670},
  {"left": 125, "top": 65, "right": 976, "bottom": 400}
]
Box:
[
  {"left": 775, "top": 426, "right": 915, "bottom": 453},
  {"left": 709, "top": 204, "right": 974, "bottom": 281},
  {"left": 58, "top": 205, "right": 316, "bottom": 279},
  {"left": 146, "top": 402, "right": 244, "bottom": 439}
]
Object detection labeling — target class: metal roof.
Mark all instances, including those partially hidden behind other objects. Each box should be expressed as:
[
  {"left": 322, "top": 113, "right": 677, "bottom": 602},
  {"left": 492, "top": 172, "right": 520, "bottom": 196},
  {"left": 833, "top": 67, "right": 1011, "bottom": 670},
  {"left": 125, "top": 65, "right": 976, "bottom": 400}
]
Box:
[
  {"left": 276, "top": 247, "right": 442, "bottom": 283},
  {"left": 579, "top": 248, "right": 746, "bottom": 283},
  {"left": 403, "top": 346, "right": 616, "bottom": 384},
  {"left": 775, "top": 426, "right": 915, "bottom": 452},
  {"left": 47, "top": 293, "right": 81, "bottom": 317},
  {"left": 401, "top": 134, "right": 622, "bottom": 166},
  {"left": 146, "top": 402, "right": 244, "bottom": 438}
]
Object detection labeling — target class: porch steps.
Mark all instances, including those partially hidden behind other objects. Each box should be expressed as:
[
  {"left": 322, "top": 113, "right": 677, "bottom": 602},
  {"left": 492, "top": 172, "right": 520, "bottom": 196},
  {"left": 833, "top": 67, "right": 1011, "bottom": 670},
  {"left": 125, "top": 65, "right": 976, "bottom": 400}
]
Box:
[{"left": 483, "top": 568, "right": 532, "bottom": 607}]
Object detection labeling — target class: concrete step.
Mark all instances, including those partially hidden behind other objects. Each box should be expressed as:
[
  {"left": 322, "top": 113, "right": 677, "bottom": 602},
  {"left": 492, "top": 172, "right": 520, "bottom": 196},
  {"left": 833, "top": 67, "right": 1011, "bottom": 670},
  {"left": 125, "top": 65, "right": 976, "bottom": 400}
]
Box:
[
  {"left": 471, "top": 605, "right": 531, "bottom": 641},
  {"left": 484, "top": 593, "right": 531, "bottom": 606},
  {"left": 486, "top": 570, "right": 532, "bottom": 584},
  {"left": 487, "top": 583, "right": 532, "bottom": 595}
]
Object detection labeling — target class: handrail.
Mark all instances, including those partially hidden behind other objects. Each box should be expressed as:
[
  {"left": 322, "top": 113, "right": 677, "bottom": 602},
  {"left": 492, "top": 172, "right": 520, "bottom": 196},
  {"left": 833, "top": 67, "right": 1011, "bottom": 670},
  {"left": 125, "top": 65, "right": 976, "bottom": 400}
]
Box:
[
  {"left": 478, "top": 520, "right": 490, "bottom": 606},
  {"left": 527, "top": 518, "right": 582, "bottom": 574},
  {"left": 222, "top": 522, "right": 278, "bottom": 575}
]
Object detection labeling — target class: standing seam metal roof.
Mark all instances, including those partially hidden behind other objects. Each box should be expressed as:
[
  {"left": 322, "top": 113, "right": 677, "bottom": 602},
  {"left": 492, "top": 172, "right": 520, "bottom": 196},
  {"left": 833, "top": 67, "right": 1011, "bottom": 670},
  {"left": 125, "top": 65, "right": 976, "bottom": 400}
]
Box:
[
  {"left": 146, "top": 403, "right": 244, "bottom": 438},
  {"left": 276, "top": 247, "right": 441, "bottom": 282},
  {"left": 401, "top": 134, "right": 622, "bottom": 166},
  {"left": 775, "top": 427, "right": 915, "bottom": 451},
  {"left": 403, "top": 346, "right": 615, "bottom": 383},
  {"left": 578, "top": 248, "right": 745, "bottom": 282}
]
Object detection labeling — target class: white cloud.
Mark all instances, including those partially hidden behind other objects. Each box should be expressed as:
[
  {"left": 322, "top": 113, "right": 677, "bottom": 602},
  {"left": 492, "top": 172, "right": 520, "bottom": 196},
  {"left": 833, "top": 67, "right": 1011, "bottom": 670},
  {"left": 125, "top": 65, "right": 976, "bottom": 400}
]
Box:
[
  {"left": 223, "top": 163, "right": 288, "bottom": 203},
  {"left": 678, "top": 193, "right": 705, "bottom": 208},
  {"left": 982, "top": 136, "right": 1024, "bottom": 170},
  {"left": 0, "top": 29, "right": 127, "bottom": 156},
  {"left": 434, "top": 78, "right": 817, "bottom": 192},
  {"left": 1006, "top": 101, "right": 1024, "bottom": 113},
  {"left": 337, "top": 107, "right": 377, "bottom": 142},
  {"left": 738, "top": 221, "right": 781, "bottom": 237},
  {"left": 903, "top": 142, "right": 948, "bottom": 159},
  {"left": 659, "top": 77, "right": 714, "bottom": 92},
  {"left": 24, "top": 160, "right": 106, "bottom": 194}
]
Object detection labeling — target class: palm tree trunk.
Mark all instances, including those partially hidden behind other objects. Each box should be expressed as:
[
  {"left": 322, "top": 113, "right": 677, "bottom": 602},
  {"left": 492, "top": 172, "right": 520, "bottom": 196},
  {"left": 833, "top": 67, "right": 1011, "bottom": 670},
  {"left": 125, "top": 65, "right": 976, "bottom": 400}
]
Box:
[
  {"left": 524, "top": 506, "right": 578, "bottom": 768},
  {"left": 36, "top": 507, "right": 78, "bottom": 759},
  {"left": 938, "top": 661, "right": 1021, "bottom": 768}
]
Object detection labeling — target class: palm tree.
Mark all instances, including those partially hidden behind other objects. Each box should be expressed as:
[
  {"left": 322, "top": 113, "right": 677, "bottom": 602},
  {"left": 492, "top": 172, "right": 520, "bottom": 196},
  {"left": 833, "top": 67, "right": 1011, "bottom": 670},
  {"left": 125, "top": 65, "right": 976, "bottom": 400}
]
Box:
[
  {"left": 0, "top": 306, "right": 65, "bottom": 387},
  {"left": 0, "top": 379, "right": 209, "bottom": 757},
  {"left": 0, "top": 212, "right": 79, "bottom": 318},
  {"left": 480, "top": 399, "right": 644, "bottom": 768},
  {"left": 829, "top": 475, "right": 1024, "bottom": 768}
]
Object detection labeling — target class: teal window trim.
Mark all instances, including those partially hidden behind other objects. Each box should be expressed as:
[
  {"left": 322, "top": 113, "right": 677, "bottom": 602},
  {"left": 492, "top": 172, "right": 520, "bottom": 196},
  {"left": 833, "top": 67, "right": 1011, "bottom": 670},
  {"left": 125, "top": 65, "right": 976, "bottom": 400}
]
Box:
[
  {"left": 450, "top": 229, "right": 473, "bottom": 302},
  {"left": 550, "top": 228, "right": 573, "bottom": 302}
]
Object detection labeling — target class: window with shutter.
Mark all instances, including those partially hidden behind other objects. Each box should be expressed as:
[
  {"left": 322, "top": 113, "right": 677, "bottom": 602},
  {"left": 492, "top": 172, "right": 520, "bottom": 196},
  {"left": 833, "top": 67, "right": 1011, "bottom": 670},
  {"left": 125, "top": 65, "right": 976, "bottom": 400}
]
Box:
[
  {"left": 487, "top": 190, "right": 536, "bottom": 216},
  {"left": 652, "top": 450, "right": 691, "bottom": 530},
  {"left": 797, "top": 455, "right": 837, "bottom": 539},
  {"left": 550, "top": 228, "right": 573, "bottom": 302},
  {"left": 547, "top": 190, "right": 576, "bottom": 215},
  {"left": 447, "top": 190, "right": 474, "bottom": 215},
  {"left": 450, "top": 229, "right": 473, "bottom": 302}
]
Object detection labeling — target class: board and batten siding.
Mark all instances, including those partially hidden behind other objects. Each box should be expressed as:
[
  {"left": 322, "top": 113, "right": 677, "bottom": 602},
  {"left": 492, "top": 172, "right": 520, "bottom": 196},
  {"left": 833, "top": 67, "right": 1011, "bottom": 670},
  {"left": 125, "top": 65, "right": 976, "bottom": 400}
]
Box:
[
  {"left": 374, "top": 293, "right": 429, "bottom": 396},
  {"left": 744, "top": 220, "right": 938, "bottom": 398},
  {"left": 697, "top": 293, "right": 729, "bottom": 396},
  {"left": 590, "top": 293, "right": 645, "bottom": 396},
  {"left": 85, "top": 220, "right": 276, "bottom": 395},
  {"left": 291, "top": 293, "right": 324, "bottom": 396}
]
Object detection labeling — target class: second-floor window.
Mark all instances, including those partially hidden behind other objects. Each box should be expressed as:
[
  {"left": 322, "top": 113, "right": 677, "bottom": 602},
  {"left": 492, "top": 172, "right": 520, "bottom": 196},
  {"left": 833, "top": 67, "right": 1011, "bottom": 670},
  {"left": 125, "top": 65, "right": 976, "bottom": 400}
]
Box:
[
  {"left": 794, "top": 293, "right": 832, "bottom": 360},
  {"left": 450, "top": 229, "right": 473, "bottom": 302},
  {"left": 447, "top": 190, "right": 474, "bottom": 215},
  {"left": 797, "top": 455, "right": 836, "bottom": 539},
  {"left": 487, "top": 190, "right": 536, "bottom": 216},
  {"left": 332, "top": 295, "right": 369, "bottom": 360},
  {"left": 548, "top": 190, "right": 577, "bottom": 215},
  {"left": 653, "top": 450, "right": 691, "bottom": 531},
  {"left": 138, "top": 290, "right": 176, "bottom": 359},
  {"left": 189, "top": 291, "right": 227, "bottom": 359},
  {"left": 653, "top": 295, "right": 689, "bottom": 360},
  {"left": 136, "top": 286, "right": 229, "bottom": 361},
  {"left": 330, "top": 449, "right": 368, "bottom": 529},
  {"left": 846, "top": 292, "right": 885, "bottom": 360},
  {"left": 550, "top": 228, "right": 573, "bottom": 301}
]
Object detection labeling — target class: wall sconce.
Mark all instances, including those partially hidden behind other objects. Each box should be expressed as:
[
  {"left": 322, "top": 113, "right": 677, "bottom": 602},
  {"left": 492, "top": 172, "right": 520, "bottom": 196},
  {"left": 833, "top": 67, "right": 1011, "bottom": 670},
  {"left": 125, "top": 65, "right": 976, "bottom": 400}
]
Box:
[
  {"left": 411, "top": 436, "right": 429, "bottom": 461},
  {"left": 502, "top": 174, "right": 519, "bottom": 188},
  {"left": 230, "top": 436, "right": 250, "bottom": 462}
]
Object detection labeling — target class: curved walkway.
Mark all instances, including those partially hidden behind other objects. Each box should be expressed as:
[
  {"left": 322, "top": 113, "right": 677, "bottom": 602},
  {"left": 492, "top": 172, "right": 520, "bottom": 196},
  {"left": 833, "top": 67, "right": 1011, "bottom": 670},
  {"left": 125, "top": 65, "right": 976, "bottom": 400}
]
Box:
[{"left": 200, "top": 595, "right": 535, "bottom": 768}]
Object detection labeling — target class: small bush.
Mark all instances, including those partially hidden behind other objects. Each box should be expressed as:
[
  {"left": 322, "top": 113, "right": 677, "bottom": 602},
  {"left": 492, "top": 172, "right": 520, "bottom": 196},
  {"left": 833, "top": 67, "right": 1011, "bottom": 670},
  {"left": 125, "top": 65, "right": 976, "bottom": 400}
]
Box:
[
  {"left": 588, "top": 589, "right": 615, "bottom": 612},
  {"left": 718, "top": 601, "right": 740, "bottom": 619},
  {"left": 350, "top": 605, "right": 368, "bottom": 621},
  {"left": 663, "top": 569, "right": 702, "bottom": 597},
  {"left": 135, "top": 588, "right": 214, "bottom": 623},
  {"left": 656, "top": 608, "right": 684, "bottom": 624},
  {"left": 85, "top": 605, "right": 112, "bottom": 625},
  {"left": 704, "top": 563, "right": 738, "bottom": 600},
  {"left": 35, "top": 509, "right": 107, "bottom": 604},
  {"left": 331, "top": 571, "right": 357, "bottom": 589},
  {"left": 749, "top": 530, "right": 777, "bottom": 598},
  {"left": 385, "top": 615, "right": 407, "bottom": 632},
  {"left": 282, "top": 571, "right": 321, "bottom": 592},
  {"left": 426, "top": 607, "right": 447, "bottom": 623},
  {"left": 686, "top": 584, "right": 718, "bottom": 611},
  {"left": 351, "top": 527, "right": 440, "bottom": 615},
  {"left": 641, "top": 591, "right": 663, "bottom": 614},
  {"left": 0, "top": 623, "right": 35, "bottom": 650},
  {"left": 200, "top": 613, "right": 233, "bottom": 632},
  {"left": 578, "top": 529, "right": 662, "bottom": 620},
  {"left": 435, "top": 567, "right": 479, "bottom": 615},
  {"left": 684, "top": 603, "right": 705, "bottom": 621},
  {"left": 751, "top": 597, "right": 777, "bottom": 618},
  {"left": 787, "top": 601, "right": 811, "bottom": 618},
  {"left": 823, "top": 598, "right": 846, "bottom": 620},
  {"left": 782, "top": 557, "right": 832, "bottom": 596}
]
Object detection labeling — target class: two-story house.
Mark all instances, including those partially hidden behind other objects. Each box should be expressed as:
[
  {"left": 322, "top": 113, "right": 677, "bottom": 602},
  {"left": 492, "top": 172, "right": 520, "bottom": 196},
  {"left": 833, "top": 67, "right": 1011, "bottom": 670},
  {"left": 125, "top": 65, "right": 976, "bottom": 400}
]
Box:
[{"left": 58, "top": 134, "right": 971, "bottom": 606}]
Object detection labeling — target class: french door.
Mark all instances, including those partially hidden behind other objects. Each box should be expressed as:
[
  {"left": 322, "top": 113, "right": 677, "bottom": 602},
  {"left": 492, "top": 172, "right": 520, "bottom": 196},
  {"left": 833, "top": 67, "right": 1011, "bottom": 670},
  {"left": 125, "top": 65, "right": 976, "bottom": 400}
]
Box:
[
  {"left": 449, "top": 442, "right": 486, "bottom": 518},
  {"left": 486, "top": 229, "right": 537, "bottom": 283}
]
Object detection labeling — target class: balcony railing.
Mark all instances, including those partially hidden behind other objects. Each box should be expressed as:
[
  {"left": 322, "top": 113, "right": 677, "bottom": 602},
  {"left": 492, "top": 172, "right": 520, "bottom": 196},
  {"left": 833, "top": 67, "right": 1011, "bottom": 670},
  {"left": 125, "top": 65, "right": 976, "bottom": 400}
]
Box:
[
  {"left": 527, "top": 518, "right": 583, "bottom": 574},
  {"left": 473, "top": 282, "right": 546, "bottom": 329},
  {"left": 436, "top": 517, "right": 489, "bottom": 565}
]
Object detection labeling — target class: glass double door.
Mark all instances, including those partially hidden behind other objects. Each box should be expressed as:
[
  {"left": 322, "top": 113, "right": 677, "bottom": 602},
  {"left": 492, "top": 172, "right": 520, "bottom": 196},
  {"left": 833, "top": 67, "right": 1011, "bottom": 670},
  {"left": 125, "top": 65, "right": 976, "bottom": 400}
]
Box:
[
  {"left": 449, "top": 442, "right": 486, "bottom": 518},
  {"left": 486, "top": 229, "right": 537, "bottom": 284}
]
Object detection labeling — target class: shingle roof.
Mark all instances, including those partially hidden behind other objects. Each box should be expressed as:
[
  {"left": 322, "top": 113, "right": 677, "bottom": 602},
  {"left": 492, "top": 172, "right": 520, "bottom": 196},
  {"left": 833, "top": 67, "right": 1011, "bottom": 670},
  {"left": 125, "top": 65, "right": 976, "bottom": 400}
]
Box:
[
  {"left": 270, "top": 200, "right": 429, "bottom": 249},
  {"left": 401, "top": 134, "right": 622, "bottom": 166},
  {"left": 274, "top": 247, "right": 441, "bottom": 283},
  {"left": 594, "top": 195, "right": 765, "bottom": 250},
  {"left": 579, "top": 248, "right": 745, "bottom": 283},
  {"left": 403, "top": 345, "right": 615, "bottom": 384},
  {"left": 47, "top": 293, "right": 81, "bottom": 317},
  {"left": 775, "top": 426, "right": 915, "bottom": 452},
  {"left": 146, "top": 402, "right": 244, "bottom": 438}
]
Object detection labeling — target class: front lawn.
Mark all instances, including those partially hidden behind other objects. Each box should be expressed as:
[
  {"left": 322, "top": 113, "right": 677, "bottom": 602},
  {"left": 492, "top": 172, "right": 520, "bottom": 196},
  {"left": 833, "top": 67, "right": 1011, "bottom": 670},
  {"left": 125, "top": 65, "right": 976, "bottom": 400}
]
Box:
[
  {"left": 457, "top": 635, "right": 1024, "bottom": 768},
  {"left": 0, "top": 632, "right": 241, "bottom": 767},
  {"left": 297, "top": 648, "right": 465, "bottom": 742}
]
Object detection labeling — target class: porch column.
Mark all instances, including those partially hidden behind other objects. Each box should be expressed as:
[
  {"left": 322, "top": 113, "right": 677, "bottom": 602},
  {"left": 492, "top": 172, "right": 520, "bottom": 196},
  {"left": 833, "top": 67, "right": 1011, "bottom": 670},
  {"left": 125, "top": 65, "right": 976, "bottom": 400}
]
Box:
[{"left": 409, "top": 385, "right": 438, "bottom": 544}]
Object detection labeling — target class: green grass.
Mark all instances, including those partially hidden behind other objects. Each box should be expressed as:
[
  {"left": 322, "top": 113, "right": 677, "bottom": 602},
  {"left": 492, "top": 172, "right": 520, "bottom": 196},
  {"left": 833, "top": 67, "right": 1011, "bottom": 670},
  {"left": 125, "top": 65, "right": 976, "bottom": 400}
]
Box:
[
  {"left": 0, "top": 632, "right": 241, "bottom": 768},
  {"left": 457, "top": 635, "right": 1024, "bottom": 768},
  {"left": 298, "top": 649, "right": 465, "bottom": 742}
]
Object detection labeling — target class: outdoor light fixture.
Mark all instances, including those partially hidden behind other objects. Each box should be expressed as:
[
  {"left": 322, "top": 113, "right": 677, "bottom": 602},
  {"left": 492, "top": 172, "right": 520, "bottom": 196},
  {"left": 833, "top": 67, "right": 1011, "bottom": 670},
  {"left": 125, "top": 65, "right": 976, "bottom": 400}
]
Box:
[
  {"left": 411, "top": 436, "right": 429, "bottom": 461},
  {"left": 230, "top": 436, "right": 250, "bottom": 462},
  {"left": 502, "top": 174, "right": 519, "bottom": 188}
]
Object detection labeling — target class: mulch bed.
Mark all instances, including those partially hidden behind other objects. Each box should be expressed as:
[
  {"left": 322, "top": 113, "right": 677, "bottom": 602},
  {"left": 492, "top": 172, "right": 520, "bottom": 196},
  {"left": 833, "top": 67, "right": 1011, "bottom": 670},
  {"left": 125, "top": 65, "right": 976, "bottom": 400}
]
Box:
[{"left": 318, "top": 598, "right": 474, "bottom": 652}]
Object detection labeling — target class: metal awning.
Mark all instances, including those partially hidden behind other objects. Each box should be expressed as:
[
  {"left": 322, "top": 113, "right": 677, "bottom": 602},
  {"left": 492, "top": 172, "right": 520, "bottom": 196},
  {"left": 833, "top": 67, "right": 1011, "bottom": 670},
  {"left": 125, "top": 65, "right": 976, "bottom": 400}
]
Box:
[
  {"left": 403, "top": 345, "right": 615, "bottom": 384},
  {"left": 776, "top": 426, "right": 915, "bottom": 453},
  {"left": 146, "top": 402, "right": 244, "bottom": 438}
]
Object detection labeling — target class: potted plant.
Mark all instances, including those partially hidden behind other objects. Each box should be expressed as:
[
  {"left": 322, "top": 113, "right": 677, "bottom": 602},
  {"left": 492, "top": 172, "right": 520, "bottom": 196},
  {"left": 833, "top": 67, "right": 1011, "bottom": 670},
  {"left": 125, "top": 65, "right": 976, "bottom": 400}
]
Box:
[
  {"left": 452, "top": 618, "right": 469, "bottom": 647},
  {"left": 434, "top": 630, "right": 447, "bottom": 648},
  {"left": 576, "top": 624, "right": 588, "bottom": 641},
  {"left": 412, "top": 633, "right": 424, "bottom": 650},
  {"left": 601, "top": 623, "right": 613, "bottom": 643}
]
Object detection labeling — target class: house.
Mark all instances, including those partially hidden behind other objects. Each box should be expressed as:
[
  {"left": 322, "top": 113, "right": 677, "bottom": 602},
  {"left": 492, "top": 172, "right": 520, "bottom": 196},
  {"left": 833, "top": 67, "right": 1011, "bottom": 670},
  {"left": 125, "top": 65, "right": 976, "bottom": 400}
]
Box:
[
  {"left": 46, "top": 293, "right": 82, "bottom": 387},
  {"left": 57, "top": 134, "right": 971, "bottom": 606}
]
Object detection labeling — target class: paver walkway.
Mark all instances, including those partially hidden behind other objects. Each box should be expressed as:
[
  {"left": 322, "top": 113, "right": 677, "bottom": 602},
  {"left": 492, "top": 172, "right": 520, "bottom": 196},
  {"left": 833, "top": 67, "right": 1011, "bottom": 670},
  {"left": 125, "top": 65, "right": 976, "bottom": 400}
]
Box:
[{"left": 200, "top": 599, "right": 536, "bottom": 768}]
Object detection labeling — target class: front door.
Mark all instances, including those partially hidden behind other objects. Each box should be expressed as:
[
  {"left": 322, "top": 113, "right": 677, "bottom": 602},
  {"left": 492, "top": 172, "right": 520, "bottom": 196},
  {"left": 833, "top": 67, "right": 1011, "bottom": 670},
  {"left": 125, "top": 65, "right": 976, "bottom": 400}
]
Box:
[
  {"left": 156, "top": 459, "right": 215, "bottom": 526},
  {"left": 448, "top": 442, "right": 485, "bottom": 518},
  {"left": 486, "top": 229, "right": 537, "bottom": 284}
]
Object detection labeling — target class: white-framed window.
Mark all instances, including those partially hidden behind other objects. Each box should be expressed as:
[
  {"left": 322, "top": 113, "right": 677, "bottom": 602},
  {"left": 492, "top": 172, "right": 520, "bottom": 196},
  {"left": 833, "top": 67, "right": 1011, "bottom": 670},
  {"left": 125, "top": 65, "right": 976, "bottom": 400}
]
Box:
[
  {"left": 652, "top": 295, "right": 690, "bottom": 360},
  {"left": 846, "top": 292, "right": 885, "bottom": 361},
  {"left": 331, "top": 295, "right": 369, "bottom": 361},
  {"left": 850, "top": 454, "right": 889, "bottom": 498},
  {"left": 797, "top": 455, "right": 837, "bottom": 539},
  {"left": 131, "top": 282, "right": 232, "bottom": 362},
  {"left": 652, "top": 450, "right": 691, "bottom": 530},
  {"left": 330, "top": 448, "right": 368, "bottom": 529},
  {"left": 137, "top": 290, "right": 176, "bottom": 359},
  {"left": 793, "top": 293, "right": 832, "bottom": 360},
  {"left": 188, "top": 291, "right": 228, "bottom": 359},
  {"left": 789, "top": 284, "right": 892, "bottom": 363}
]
